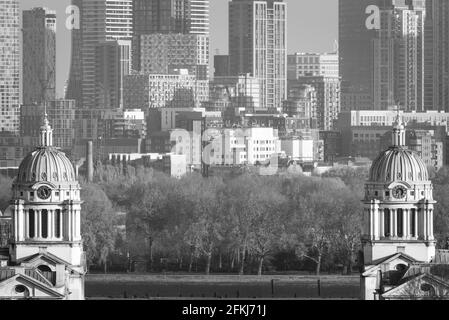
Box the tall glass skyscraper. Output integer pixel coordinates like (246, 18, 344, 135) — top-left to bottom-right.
(0, 0, 20, 134)
(425, 0, 449, 111)
(66, 0, 133, 110)
(338, 0, 378, 111)
(23, 7, 57, 106)
(229, 0, 287, 111)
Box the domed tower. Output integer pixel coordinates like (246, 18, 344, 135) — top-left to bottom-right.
(361, 115, 436, 299)
(363, 115, 436, 264)
(10, 114, 83, 266)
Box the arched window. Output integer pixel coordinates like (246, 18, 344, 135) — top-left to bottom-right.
(37, 265, 52, 273)
(55, 209, 61, 238)
(411, 209, 416, 237)
(397, 209, 403, 237)
(41, 210, 48, 239)
(384, 209, 391, 237)
(29, 210, 35, 239)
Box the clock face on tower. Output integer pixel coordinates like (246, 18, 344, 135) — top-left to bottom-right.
(37, 186, 52, 200)
(392, 186, 407, 199)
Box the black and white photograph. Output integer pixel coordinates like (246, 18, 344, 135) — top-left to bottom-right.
(1, 0, 449, 312)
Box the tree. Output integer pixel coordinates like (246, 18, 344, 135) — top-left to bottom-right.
(247, 182, 287, 276)
(81, 183, 116, 273)
(183, 177, 225, 275)
(0, 175, 12, 213)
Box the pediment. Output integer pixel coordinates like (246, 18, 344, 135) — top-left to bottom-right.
(0, 273, 64, 299)
(363, 253, 417, 277)
(382, 273, 449, 300)
(19, 252, 82, 276)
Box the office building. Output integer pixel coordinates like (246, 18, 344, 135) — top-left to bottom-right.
(22, 7, 56, 106)
(424, 0, 449, 111)
(0, 0, 20, 134)
(214, 55, 231, 77)
(339, 0, 378, 110)
(229, 0, 287, 111)
(373, 0, 426, 111)
(66, 0, 133, 110)
(211, 74, 261, 111)
(289, 76, 341, 131)
(95, 41, 121, 109)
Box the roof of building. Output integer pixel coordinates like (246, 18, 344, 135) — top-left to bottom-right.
(368, 146, 429, 183)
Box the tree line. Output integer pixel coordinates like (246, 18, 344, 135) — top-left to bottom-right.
(1, 164, 449, 276)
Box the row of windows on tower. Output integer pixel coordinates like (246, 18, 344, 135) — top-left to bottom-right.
(383, 208, 416, 238)
(28, 209, 61, 239)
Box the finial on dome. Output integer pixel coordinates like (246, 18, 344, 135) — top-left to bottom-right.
(40, 106, 53, 147)
(392, 105, 406, 147)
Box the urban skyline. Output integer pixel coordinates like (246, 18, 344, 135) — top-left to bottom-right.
(19, 0, 338, 97)
(3, 0, 449, 303)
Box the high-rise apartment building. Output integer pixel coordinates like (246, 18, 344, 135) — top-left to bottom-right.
(0, 0, 20, 134)
(132, 0, 210, 72)
(229, 0, 287, 111)
(424, 0, 449, 111)
(66, 0, 133, 110)
(373, 0, 426, 111)
(105, 0, 133, 40)
(23, 8, 56, 106)
(123, 69, 209, 110)
(137, 33, 209, 80)
(189, 0, 210, 35)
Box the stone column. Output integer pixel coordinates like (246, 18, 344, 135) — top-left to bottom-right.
(414, 210, 418, 239)
(392, 209, 397, 238)
(59, 211, 63, 240)
(68, 208, 72, 241)
(25, 210, 29, 239)
(47, 210, 52, 239)
(35, 210, 40, 239)
(430, 209, 434, 240)
(402, 209, 407, 239)
(379, 208, 384, 238)
(50, 210, 54, 239)
(423, 209, 428, 240)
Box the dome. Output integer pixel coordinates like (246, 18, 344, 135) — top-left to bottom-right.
(368, 146, 429, 183)
(17, 147, 76, 184)
(16, 112, 76, 184)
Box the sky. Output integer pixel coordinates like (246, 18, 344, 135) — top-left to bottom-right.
(20, 0, 338, 97)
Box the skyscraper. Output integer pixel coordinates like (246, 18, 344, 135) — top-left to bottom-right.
(132, 0, 210, 74)
(424, 0, 449, 111)
(66, 0, 133, 110)
(373, 0, 425, 111)
(137, 33, 209, 80)
(189, 0, 210, 35)
(229, 0, 287, 111)
(23, 7, 56, 106)
(339, 0, 378, 110)
(0, 0, 20, 134)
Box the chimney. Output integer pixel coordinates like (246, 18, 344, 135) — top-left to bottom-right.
(86, 141, 94, 183)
